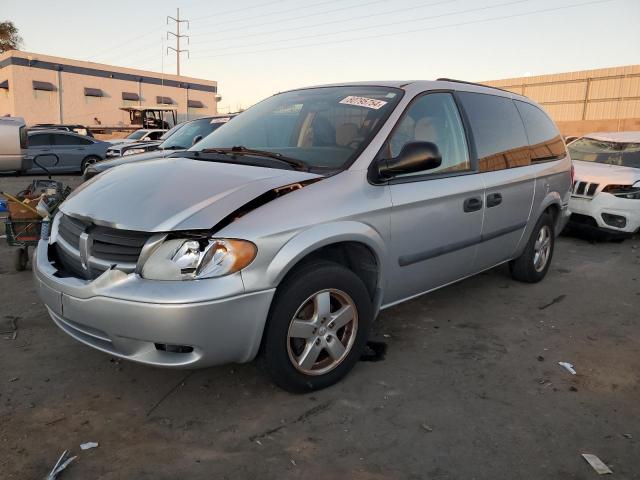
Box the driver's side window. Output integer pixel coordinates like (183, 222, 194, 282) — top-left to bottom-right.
(386, 92, 471, 176)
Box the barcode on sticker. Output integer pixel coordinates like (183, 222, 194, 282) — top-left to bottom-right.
(211, 117, 230, 124)
(340, 96, 387, 110)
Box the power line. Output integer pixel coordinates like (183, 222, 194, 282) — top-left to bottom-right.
(167, 8, 190, 75)
(192, 0, 532, 54)
(190, 0, 459, 46)
(90, 25, 165, 62)
(189, 0, 345, 32)
(190, 0, 614, 59)
(188, 0, 288, 23)
(189, 0, 388, 37)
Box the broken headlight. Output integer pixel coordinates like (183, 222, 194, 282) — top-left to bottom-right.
(602, 182, 640, 199)
(141, 237, 257, 280)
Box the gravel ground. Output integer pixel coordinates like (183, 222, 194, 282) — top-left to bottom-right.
(1, 173, 639, 479)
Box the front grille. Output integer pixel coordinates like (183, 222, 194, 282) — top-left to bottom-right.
(571, 180, 599, 198)
(54, 214, 152, 280)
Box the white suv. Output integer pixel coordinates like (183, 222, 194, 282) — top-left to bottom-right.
(567, 132, 640, 238)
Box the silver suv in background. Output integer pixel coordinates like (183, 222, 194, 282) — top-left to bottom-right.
(83, 114, 236, 180)
(35, 80, 571, 392)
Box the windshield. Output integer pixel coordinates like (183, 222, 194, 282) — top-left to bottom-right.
(161, 117, 226, 150)
(127, 130, 147, 140)
(159, 123, 184, 140)
(569, 138, 640, 169)
(192, 86, 403, 169)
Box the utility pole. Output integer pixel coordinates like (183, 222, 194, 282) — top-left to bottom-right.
(167, 8, 189, 76)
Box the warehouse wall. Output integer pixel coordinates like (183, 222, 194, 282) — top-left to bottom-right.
(484, 65, 640, 136)
(0, 51, 218, 128)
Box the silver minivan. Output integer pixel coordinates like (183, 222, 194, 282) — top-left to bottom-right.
(34, 80, 571, 391)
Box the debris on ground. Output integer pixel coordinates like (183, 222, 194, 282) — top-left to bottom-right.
(581, 453, 613, 474)
(558, 362, 577, 375)
(80, 442, 98, 450)
(45, 450, 77, 480)
(539, 294, 566, 310)
(420, 423, 433, 432)
(1, 316, 19, 340)
(537, 355, 545, 362)
(622, 433, 632, 439)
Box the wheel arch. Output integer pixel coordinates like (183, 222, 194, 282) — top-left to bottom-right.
(514, 192, 563, 259)
(265, 221, 387, 311)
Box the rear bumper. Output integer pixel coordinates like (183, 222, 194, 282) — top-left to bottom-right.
(34, 240, 275, 368)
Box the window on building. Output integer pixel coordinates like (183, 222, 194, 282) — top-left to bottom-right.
(515, 100, 566, 162)
(383, 92, 470, 177)
(122, 92, 139, 107)
(457, 92, 530, 172)
(157, 96, 174, 105)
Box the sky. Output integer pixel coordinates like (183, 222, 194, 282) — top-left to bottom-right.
(2, 0, 639, 112)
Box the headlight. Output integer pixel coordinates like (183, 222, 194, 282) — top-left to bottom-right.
(141, 237, 257, 280)
(602, 183, 640, 199)
(123, 148, 146, 156)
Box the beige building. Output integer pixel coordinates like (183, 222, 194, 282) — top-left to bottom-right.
(484, 65, 640, 136)
(0, 50, 219, 129)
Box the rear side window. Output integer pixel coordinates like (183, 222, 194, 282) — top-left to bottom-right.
(515, 101, 566, 162)
(457, 92, 530, 172)
(53, 134, 92, 146)
(28, 133, 50, 146)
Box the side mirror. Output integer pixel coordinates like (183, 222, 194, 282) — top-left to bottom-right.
(192, 135, 203, 146)
(373, 141, 442, 181)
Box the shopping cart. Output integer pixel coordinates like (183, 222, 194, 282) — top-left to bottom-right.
(2, 180, 69, 271)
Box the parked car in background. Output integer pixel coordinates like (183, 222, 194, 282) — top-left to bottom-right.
(31, 124, 94, 137)
(26, 130, 109, 174)
(567, 132, 640, 238)
(35, 81, 570, 391)
(105, 129, 175, 159)
(84, 114, 236, 179)
(107, 129, 166, 145)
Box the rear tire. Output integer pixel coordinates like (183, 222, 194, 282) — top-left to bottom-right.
(263, 260, 373, 393)
(81, 156, 100, 174)
(509, 213, 555, 283)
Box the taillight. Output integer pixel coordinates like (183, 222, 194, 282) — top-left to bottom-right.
(19, 126, 28, 149)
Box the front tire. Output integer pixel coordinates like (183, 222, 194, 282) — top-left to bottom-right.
(509, 213, 555, 283)
(263, 261, 373, 392)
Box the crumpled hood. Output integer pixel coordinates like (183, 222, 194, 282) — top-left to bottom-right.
(62, 156, 320, 232)
(573, 160, 640, 186)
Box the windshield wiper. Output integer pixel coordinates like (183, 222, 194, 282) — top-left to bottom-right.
(199, 146, 309, 171)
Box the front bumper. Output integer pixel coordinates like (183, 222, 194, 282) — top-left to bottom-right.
(568, 193, 640, 234)
(33, 240, 275, 368)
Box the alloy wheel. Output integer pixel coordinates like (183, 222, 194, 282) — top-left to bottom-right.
(286, 288, 358, 376)
(533, 225, 552, 272)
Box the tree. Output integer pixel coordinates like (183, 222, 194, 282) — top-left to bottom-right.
(0, 21, 23, 53)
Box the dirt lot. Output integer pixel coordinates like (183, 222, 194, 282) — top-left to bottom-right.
(1, 174, 639, 479)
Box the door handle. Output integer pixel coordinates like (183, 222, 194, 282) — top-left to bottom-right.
(463, 196, 483, 212)
(486, 192, 503, 208)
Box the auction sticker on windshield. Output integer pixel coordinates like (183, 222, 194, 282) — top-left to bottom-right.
(211, 117, 230, 124)
(340, 96, 388, 110)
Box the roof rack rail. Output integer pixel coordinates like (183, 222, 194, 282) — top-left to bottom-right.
(436, 78, 519, 95)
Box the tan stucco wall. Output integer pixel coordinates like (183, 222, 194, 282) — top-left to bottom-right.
(484, 65, 640, 136)
(0, 50, 218, 127)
